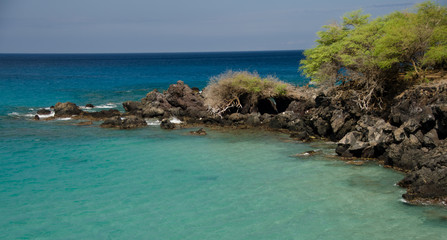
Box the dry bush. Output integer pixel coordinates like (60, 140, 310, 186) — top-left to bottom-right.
(203, 71, 297, 115)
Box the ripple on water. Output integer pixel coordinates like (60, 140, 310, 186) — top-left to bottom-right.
(1, 126, 447, 239)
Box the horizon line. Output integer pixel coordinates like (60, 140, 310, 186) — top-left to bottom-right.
(0, 49, 305, 55)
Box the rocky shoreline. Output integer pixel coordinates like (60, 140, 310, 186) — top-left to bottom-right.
(38, 79, 447, 206)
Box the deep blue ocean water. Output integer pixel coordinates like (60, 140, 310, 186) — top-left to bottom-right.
(1, 51, 447, 239)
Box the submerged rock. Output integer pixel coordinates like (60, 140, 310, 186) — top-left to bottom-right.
(293, 150, 321, 157)
(345, 160, 365, 166)
(77, 121, 93, 126)
(189, 128, 207, 136)
(290, 131, 311, 142)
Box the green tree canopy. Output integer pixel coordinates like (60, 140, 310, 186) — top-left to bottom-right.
(300, 1, 447, 111)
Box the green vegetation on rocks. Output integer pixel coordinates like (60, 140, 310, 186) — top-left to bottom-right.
(300, 1, 447, 111)
(203, 71, 296, 115)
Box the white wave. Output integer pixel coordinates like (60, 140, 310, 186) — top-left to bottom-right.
(38, 112, 55, 119)
(56, 117, 72, 121)
(170, 117, 182, 124)
(95, 103, 118, 109)
(8, 112, 20, 117)
(79, 103, 118, 111)
(9, 110, 55, 119)
(8, 112, 35, 118)
(146, 119, 161, 126)
(399, 198, 409, 204)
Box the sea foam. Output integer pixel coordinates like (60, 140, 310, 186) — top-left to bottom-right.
(146, 119, 161, 126)
(170, 117, 182, 124)
(8, 111, 55, 119)
(56, 117, 72, 121)
(95, 103, 118, 109)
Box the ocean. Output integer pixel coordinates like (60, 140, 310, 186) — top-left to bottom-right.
(1, 51, 446, 239)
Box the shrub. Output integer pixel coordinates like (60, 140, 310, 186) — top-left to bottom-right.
(203, 71, 296, 115)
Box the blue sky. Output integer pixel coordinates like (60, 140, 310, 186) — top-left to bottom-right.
(0, 0, 444, 53)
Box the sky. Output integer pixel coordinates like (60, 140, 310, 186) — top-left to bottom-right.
(0, 0, 445, 53)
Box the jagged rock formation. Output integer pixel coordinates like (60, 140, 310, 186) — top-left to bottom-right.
(123, 80, 209, 120)
(330, 80, 447, 204)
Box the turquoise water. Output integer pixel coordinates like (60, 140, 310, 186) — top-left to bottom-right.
(1, 51, 447, 239)
(0, 51, 306, 111)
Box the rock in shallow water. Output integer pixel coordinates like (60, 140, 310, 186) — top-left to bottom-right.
(37, 108, 51, 115)
(396, 141, 447, 204)
(100, 116, 147, 129)
(189, 128, 207, 136)
(293, 150, 321, 157)
(54, 102, 82, 117)
(290, 131, 311, 142)
(77, 121, 93, 126)
(83, 109, 121, 119)
(160, 119, 176, 129)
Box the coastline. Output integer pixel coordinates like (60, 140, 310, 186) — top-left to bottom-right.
(33, 78, 447, 206)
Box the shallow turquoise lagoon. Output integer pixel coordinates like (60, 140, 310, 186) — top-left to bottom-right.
(1, 119, 447, 239)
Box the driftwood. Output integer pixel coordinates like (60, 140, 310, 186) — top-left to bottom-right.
(210, 96, 243, 117)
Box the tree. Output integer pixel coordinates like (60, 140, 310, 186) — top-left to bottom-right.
(300, 1, 447, 112)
